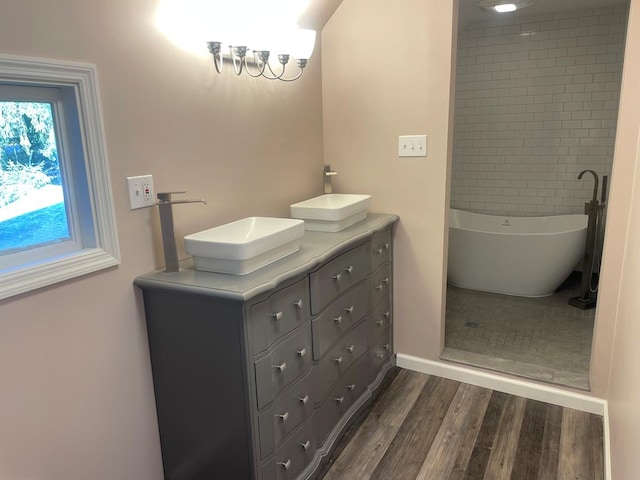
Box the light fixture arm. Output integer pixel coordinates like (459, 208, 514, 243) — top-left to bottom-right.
(207, 41, 223, 73)
(231, 46, 247, 75)
(260, 56, 307, 82)
(243, 51, 269, 78)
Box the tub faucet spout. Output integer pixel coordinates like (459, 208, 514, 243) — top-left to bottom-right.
(577, 169, 599, 203)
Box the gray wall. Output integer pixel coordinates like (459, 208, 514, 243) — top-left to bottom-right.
(451, 5, 627, 216)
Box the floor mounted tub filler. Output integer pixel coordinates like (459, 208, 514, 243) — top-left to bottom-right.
(448, 209, 588, 297)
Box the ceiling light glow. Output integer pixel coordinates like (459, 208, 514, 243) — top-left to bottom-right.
(494, 3, 517, 12)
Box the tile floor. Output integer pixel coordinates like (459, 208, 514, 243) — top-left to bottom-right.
(442, 274, 595, 390)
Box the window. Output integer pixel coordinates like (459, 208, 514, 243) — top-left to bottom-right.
(0, 55, 120, 300)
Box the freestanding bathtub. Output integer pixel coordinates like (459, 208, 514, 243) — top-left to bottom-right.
(447, 209, 588, 297)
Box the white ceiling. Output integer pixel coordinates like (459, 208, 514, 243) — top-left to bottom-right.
(459, 0, 629, 28)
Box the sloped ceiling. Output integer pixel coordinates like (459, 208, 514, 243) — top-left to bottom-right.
(298, 0, 344, 31)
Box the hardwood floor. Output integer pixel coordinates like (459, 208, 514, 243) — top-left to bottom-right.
(320, 369, 604, 480)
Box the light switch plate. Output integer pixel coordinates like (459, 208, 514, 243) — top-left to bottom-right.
(127, 175, 155, 209)
(398, 135, 428, 157)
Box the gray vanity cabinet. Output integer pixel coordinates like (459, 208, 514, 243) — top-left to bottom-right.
(134, 213, 398, 480)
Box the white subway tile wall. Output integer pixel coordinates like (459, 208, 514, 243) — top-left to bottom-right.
(451, 6, 628, 216)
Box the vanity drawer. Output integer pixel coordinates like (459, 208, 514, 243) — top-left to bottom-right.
(311, 280, 370, 360)
(309, 243, 370, 315)
(371, 263, 392, 306)
(369, 330, 392, 383)
(261, 416, 316, 480)
(370, 228, 392, 271)
(369, 296, 391, 347)
(258, 369, 314, 460)
(315, 353, 370, 447)
(250, 277, 310, 355)
(255, 326, 312, 409)
(313, 319, 369, 405)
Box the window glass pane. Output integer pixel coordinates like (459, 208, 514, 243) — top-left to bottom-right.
(0, 101, 70, 253)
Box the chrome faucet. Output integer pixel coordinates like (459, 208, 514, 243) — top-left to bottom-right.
(157, 191, 206, 273)
(323, 164, 337, 194)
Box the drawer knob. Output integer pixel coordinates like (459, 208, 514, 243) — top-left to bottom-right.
(345, 345, 354, 353)
(294, 299, 304, 310)
(298, 395, 309, 405)
(375, 319, 384, 326)
(384, 242, 390, 250)
(375, 353, 384, 360)
(276, 411, 289, 423)
(300, 440, 311, 451)
(333, 315, 343, 324)
(274, 362, 287, 373)
(277, 459, 292, 471)
(347, 384, 356, 391)
(383, 277, 390, 284)
(344, 265, 353, 274)
(374, 247, 383, 255)
(345, 306, 354, 315)
(383, 344, 390, 350)
(333, 356, 343, 365)
(334, 396, 345, 404)
(333, 273, 342, 281)
(296, 348, 307, 358)
(375, 284, 383, 291)
(272, 311, 283, 321)
(383, 311, 390, 319)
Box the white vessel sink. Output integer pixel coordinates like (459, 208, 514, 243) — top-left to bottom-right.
(290, 194, 371, 232)
(184, 217, 305, 275)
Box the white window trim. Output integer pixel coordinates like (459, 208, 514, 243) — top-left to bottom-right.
(0, 54, 120, 300)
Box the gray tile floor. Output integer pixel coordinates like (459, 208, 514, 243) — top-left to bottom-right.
(442, 275, 595, 390)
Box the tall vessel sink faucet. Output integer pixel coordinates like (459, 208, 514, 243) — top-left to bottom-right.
(157, 191, 206, 273)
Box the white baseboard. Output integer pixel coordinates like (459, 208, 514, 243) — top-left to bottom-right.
(603, 402, 612, 480)
(396, 353, 606, 415)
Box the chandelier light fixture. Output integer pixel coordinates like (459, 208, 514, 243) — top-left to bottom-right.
(206, 28, 316, 82)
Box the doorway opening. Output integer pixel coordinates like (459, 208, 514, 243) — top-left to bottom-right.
(443, 0, 630, 390)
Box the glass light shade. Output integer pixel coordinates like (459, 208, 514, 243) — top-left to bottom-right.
(290, 28, 316, 59)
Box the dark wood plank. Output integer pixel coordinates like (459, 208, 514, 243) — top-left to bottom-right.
(463, 391, 508, 480)
(415, 384, 493, 480)
(369, 376, 460, 480)
(511, 399, 548, 479)
(323, 370, 429, 479)
(483, 394, 527, 479)
(449, 387, 495, 480)
(559, 408, 602, 480)
(537, 403, 563, 480)
(589, 413, 605, 480)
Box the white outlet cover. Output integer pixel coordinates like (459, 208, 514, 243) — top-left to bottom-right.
(398, 135, 428, 157)
(127, 175, 155, 209)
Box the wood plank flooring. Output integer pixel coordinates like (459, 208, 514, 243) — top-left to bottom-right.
(321, 369, 604, 480)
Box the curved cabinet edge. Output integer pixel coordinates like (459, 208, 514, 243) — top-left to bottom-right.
(296, 357, 397, 480)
